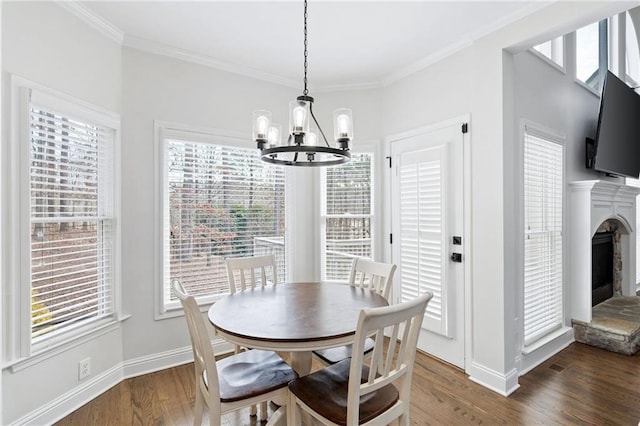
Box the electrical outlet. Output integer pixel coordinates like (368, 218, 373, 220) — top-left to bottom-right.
(78, 358, 91, 380)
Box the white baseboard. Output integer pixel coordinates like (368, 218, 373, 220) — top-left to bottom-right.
(11, 338, 234, 426)
(9, 363, 123, 426)
(468, 362, 520, 396)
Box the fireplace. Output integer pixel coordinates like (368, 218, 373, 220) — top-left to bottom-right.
(569, 180, 640, 323)
(592, 231, 614, 306)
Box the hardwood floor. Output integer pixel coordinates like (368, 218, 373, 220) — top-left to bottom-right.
(55, 342, 640, 425)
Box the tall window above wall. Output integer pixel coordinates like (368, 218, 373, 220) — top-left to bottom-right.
(625, 8, 640, 86)
(576, 20, 608, 92)
(523, 123, 565, 348)
(158, 127, 286, 313)
(321, 152, 374, 282)
(533, 36, 564, 69)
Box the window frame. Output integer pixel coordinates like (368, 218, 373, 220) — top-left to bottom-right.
(530, 36, 566, 73)
(319, 142, 378, 283)
(520, 119, 567, 351)
(6, 75, 122, 364)
(154, 121, 287, 318)
(574, 19, 609, 96)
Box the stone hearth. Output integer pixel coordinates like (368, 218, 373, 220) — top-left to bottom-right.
(572, 296, 640, 355)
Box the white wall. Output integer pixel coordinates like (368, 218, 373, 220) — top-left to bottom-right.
(1, 2, 122, 424)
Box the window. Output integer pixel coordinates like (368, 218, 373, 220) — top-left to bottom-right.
(625, 8, 640, 85)
(576, 20, 608, 92)
(533, 36, 564, 68)
(26, 89, 118, 348)
(321, 153, 373, 282)
(523, 124, 564, 347)
(159, 128, 286, 311)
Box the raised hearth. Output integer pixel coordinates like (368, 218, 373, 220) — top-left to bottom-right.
(572, 296, 640, 355)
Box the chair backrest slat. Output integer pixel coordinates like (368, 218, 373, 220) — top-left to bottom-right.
(225, 254, 278, 293)
(348, 258, 397, 299)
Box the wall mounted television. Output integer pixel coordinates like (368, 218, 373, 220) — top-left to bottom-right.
(586, 70, 640, 179)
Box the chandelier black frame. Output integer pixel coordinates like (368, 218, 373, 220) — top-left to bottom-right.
(252, 0, 352, 167)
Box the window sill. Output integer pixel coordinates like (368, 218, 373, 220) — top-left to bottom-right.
(522, 325, 573, 355)
(527, 49, 566, 75)
(574, 78, 601, 98)
(4, 314, 131, 373)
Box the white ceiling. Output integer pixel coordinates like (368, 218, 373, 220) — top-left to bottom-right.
(77, 1, 548, 90)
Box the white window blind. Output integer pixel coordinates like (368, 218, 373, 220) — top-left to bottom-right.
(163, 139, 286, 308)
(523, 128, 564, 346)
(321, 153, 373, 281)
(29, 105, 115, 343)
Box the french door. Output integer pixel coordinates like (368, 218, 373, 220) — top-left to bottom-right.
(390, 120, 466, 368)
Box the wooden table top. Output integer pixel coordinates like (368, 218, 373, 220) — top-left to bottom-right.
(208, 282, 388, 344)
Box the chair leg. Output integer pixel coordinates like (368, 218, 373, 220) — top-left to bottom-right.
(260, 401, 268, 421)
(287, 392, 299, 426)
(250, 404, 257, 416)
(193, 388, 204, 426)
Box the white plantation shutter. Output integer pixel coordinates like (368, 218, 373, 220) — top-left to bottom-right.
(523, 127, 564, 346)
(398, 147, 445, 332)
(163, 139, 286, 308)
(29, 105, 115, 343)
(321, 153, 373, 281)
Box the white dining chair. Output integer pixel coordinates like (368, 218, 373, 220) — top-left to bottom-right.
(225, 254, 278, 293)
(171, 279, 297, 426)
(313, 258, 397, 366)
(288, 292, 433, 425)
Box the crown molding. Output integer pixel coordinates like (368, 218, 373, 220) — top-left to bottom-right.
(382, 38, 473, 87)
(382, 2, 551, 87)
(123, 35, 301, 89)
(55, 1, 124, 44)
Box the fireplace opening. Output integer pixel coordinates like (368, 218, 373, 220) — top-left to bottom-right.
(592, 231, 614, 306)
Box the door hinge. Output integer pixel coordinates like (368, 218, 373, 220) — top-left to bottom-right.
(386, 156, 392, 168)
(461, 123, 468, 134)
(390, 233, 393, 244)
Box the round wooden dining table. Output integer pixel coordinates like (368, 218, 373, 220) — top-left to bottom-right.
(208, 281, 388, 375)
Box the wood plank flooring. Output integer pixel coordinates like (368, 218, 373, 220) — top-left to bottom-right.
(55, 342, 640, 425)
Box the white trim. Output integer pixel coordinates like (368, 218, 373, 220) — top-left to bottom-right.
(125, 35, 300, 89)
(8, 362, 124, 426)
(468, 362, 520, 397)
(383, 39, 473, 87)
(6, 316, 129, 372)
(7, 338, 233, 426)
(574, 78, 602, 98)
(527, 48, 567, 75)
(55, 1, 124, 44)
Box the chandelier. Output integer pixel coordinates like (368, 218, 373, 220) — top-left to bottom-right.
(252, 0, 352, 167)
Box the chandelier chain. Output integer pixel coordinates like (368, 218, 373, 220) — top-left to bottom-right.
(303, 0, 308, 95)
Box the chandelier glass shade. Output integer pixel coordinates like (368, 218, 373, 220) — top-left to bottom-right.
(252, 0, 353, 167)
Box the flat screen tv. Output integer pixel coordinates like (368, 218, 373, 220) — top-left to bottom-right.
(586, 70, 640, 179)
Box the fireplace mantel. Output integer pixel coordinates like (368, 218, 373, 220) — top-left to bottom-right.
(569, 180, 640, 322)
